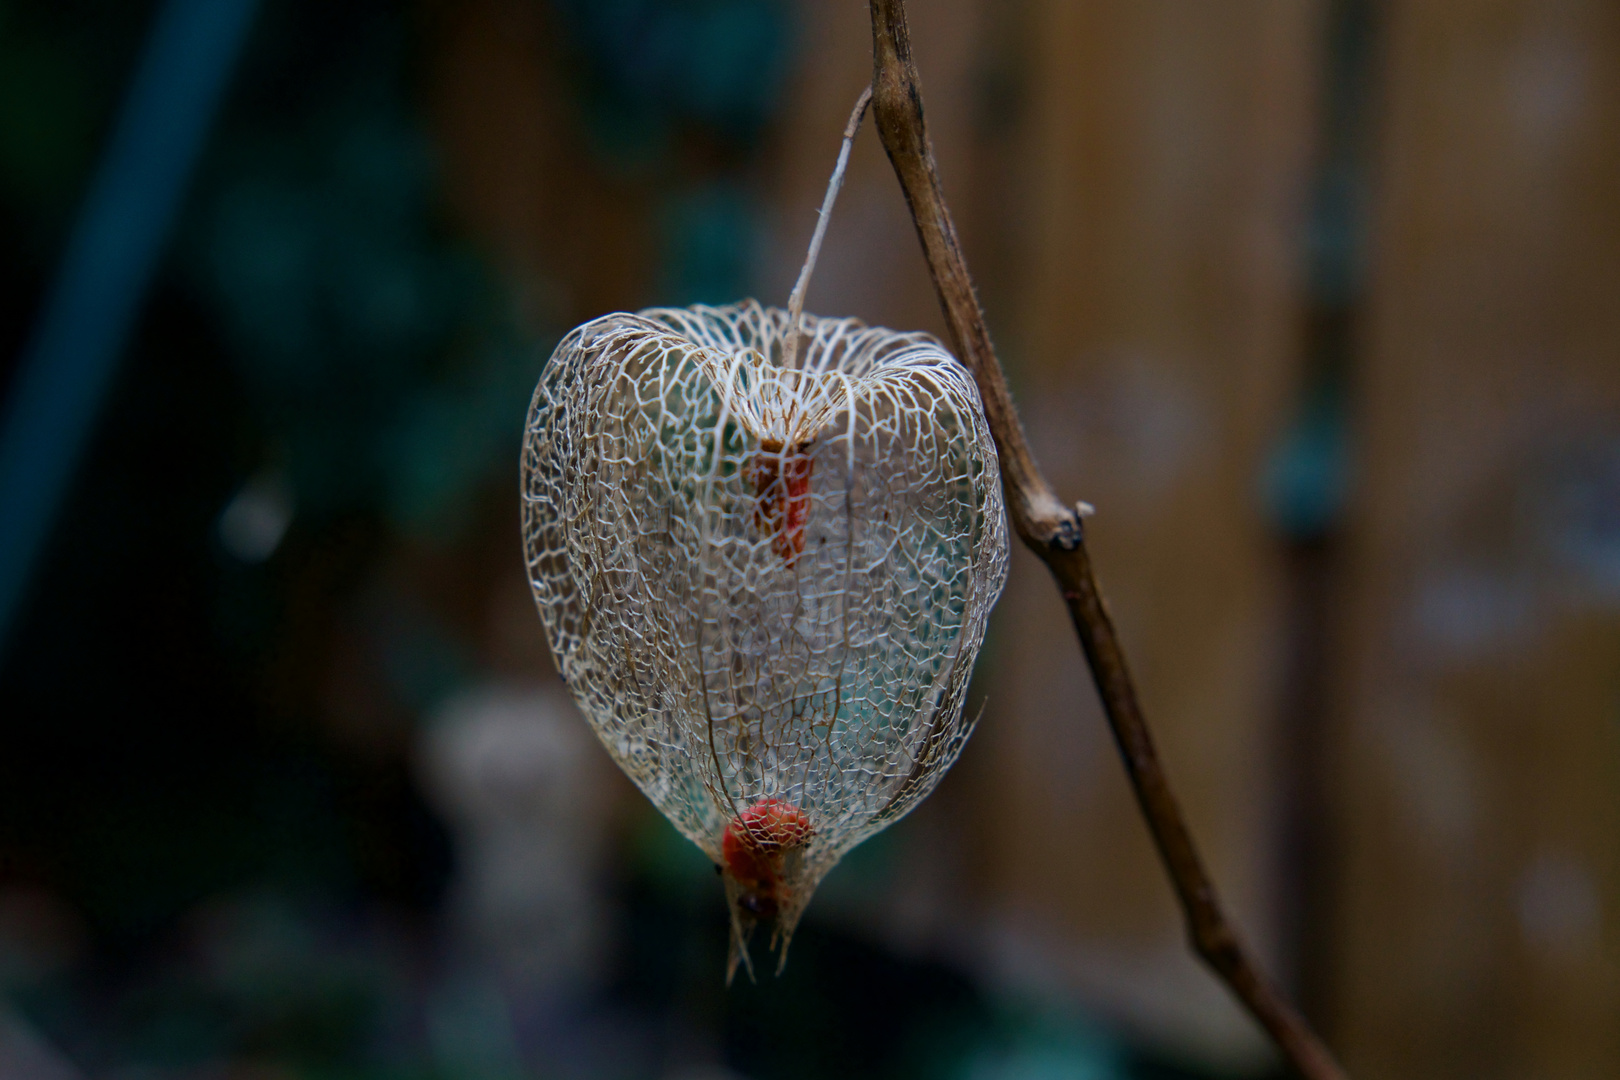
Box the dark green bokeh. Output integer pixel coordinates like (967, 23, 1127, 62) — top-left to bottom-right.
(0, 1, 1269, 1076)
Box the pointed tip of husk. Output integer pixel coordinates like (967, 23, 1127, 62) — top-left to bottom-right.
(720, 866, 815, 983)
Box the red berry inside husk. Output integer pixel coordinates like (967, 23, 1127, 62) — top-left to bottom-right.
(750, 442, 814, 564)
(721, 798, 814, 916)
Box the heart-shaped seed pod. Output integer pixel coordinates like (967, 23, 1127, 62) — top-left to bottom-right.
(522, 299, 1008, 980)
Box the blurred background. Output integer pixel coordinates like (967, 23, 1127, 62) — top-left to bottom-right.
(1, 0, 1617, 1077)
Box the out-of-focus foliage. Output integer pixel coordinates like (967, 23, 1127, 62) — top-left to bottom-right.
(657, 183, 761, 307)
(549, 0, 790, 310)
(196, 56, 536, 541)
(552, 0, 792, 157)
(0, 0, 151, 245)
(0, 1, 1253, 1078)
(0, 18, 96, 224)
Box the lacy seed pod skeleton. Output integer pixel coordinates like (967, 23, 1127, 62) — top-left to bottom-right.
(522, 302, 1007, 978)
(521, 91, 1008, 979)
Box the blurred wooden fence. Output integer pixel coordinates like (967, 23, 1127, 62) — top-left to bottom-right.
(426, 0, 1620, 1075)
(1333, 1, 1620, 1076)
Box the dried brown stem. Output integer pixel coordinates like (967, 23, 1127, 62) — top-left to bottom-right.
(866, 3, 1347, 1078)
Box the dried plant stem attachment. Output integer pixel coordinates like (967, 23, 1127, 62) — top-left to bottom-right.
(866, 2, 1347, 1078)
(783, 86, 874, 371)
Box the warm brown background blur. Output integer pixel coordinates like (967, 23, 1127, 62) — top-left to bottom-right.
(4, 0, 1618, 1077)
(423, 1, 1620, 1076)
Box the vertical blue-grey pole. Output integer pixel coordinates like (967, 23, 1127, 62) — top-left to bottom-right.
(0, 0, 260, 651)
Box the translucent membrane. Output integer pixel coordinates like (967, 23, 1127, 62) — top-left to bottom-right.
(522, 300, 1008, 979)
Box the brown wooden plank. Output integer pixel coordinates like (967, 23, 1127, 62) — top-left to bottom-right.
(1333, 0, 1620, 1075)
(958, 0, 1323, 1065)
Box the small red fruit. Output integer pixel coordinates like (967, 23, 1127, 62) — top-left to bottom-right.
(750, 442, 814, 564)
(721, 798, 814, 917)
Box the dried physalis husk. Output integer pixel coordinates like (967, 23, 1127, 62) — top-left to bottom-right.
(522, 300, 1008, 980)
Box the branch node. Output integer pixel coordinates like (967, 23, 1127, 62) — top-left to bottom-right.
(867, 1, 1347, 1077)
(1049, 512, 1085, 553)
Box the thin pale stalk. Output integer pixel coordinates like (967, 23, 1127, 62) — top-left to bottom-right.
(783, 86, 873, 372)
(864, 3, 1348, 1078)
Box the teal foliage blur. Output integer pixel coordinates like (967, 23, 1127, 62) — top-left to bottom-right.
(194, 59, 539, 542)
(658, 182, 761, 306)
(552, 0, 793, 159)
(552, 0, 793, 309)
